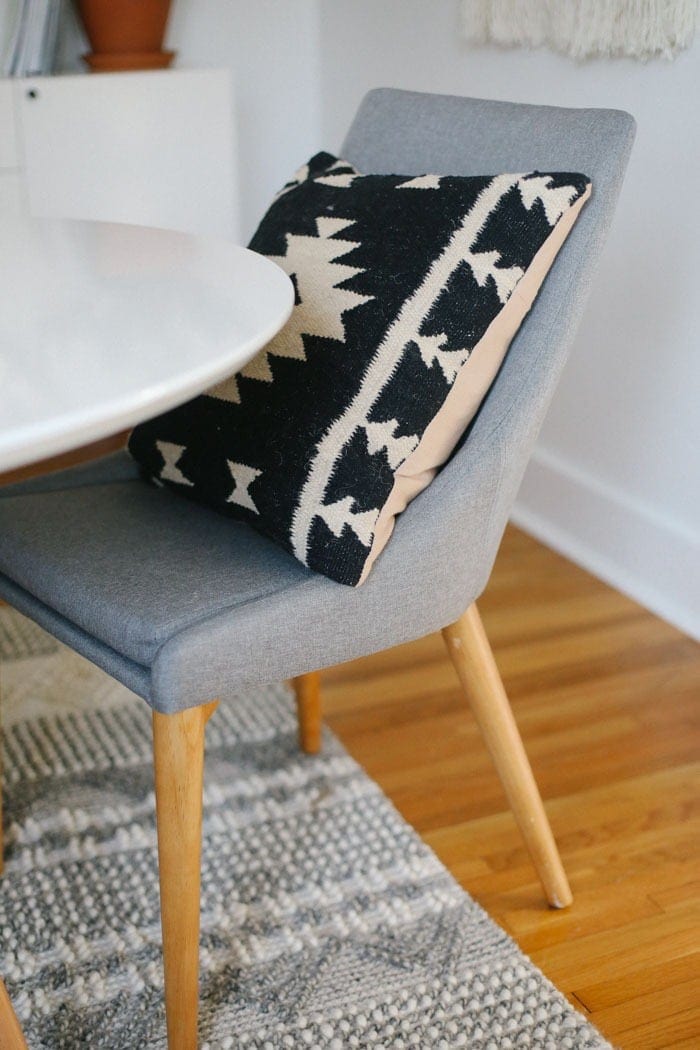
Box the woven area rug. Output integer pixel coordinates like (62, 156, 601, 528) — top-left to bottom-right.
(0, 609, 611, 1049)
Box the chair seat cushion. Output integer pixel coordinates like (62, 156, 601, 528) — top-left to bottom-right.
(0, 454, 488, 713)
(128, 152, 590, 587)
(0, 477, 310, 667)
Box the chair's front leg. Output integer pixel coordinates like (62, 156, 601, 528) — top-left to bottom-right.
(0, 682, 4, 877)
(0, 978, 28, 1049)
(153, 700, 218, 1050)
(443, 604, 572, 909)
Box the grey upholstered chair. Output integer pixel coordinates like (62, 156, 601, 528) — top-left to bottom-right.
(0, 89, 635, 1049)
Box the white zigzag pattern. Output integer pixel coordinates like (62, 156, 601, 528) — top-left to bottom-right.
(318, 496, 378, 548)
(414, 333, 472, 383)
(207, 171, 582, 564)
(297, 180, 535, 549)
(315, 172, 360, 188)
(518, 174, 581, 225)
(364, 419, 419, 470)
(396, 174, 442, 190)
(467, 248, 523, 303)
(209, 216, 372, 404)
(291, 173, 527, 560)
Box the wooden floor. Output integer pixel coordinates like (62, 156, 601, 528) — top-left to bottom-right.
(321, 526, 700, 1050)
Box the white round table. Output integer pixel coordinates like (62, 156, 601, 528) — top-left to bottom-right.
(0, 216, 294, 473)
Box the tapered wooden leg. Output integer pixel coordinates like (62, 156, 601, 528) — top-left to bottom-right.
(442, 604, 573, 908)
(152, 700, 218, 1050)
(292, 672, 322, 754)
(0, 676, 4, 877)
(0, 978, 28, 1050)
(0, 701, 3, 881)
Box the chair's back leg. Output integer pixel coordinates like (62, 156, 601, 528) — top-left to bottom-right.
(443, 604, 573, 908)
(292, 672, 322, 754)
(152, 700, 218, 1050)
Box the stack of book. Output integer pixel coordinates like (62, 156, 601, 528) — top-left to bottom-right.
(3, 0, 61, 77)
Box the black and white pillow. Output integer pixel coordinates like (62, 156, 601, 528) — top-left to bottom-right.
(129, 152, 591, 586)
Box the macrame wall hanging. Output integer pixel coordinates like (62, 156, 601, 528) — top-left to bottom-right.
(461, 0, 699, 60)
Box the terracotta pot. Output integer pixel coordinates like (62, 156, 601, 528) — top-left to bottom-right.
(77, 0, 175, 72)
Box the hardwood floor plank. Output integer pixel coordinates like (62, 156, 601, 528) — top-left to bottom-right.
(503, 890, 663, 952)
(608, 1006, 700, 1050)
(650, 880, 700, 913)
(590, 976, 700, 1036)
(519, 905, 698, 1014)
(575, 953, 700, 1012)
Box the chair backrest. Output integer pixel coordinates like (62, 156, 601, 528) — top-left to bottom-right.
(341, 89, 635, 626)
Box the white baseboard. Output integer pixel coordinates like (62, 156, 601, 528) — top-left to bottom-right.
(511, 448, 700, 641)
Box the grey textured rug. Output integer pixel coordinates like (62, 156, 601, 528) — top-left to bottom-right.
(0, 609, 610, 1049)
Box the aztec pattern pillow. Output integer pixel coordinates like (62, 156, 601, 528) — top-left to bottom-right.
(129, 153, 591, 586)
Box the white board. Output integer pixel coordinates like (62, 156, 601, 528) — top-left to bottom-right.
(15, 68, 239, 241)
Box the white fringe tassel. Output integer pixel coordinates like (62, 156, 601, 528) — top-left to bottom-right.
(461, 0, 699, 60)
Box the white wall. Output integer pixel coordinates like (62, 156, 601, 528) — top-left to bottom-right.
(51, 0, 322, 241)
(166, 0, 321, 240)
(318, 0, 700, 639)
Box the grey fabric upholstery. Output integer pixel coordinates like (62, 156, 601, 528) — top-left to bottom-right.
(0, 90, 635, 713)
(0, 474, 311, 666)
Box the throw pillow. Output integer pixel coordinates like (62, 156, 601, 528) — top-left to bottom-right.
(128, 152, 591, 585)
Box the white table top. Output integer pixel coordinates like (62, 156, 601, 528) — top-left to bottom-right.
(0, 216, 294, 472)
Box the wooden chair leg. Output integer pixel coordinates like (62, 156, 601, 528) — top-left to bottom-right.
(442, 604, 573, 908)
(292, 672, 322, 754)
(0, 684, 4, 877)
(0, 978, 28, 1050)
(152, 700, 218, 1050)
